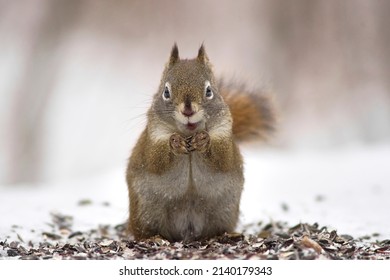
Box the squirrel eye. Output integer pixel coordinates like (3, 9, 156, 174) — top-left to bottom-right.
(162, 85, 171, 100)
(205, 85, 213, 99)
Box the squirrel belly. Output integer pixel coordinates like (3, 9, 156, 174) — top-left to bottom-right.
(126, 44, 274, 242)
(127, 128, 243, 241)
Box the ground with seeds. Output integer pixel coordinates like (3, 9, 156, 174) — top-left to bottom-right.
(1, 147, 390, 260)
(1, 212, 389, 260)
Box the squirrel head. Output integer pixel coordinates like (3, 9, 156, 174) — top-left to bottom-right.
(150, 44, 231, 136)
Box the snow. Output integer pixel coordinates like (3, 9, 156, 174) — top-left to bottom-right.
(0, 169, 129, 242)
(1, 144, 390, 243)
(241, 144, 390, 238)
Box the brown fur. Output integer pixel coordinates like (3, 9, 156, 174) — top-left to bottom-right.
(126, 44, 274, 242)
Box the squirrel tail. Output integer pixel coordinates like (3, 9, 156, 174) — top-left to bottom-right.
(219, 80, 276, 143)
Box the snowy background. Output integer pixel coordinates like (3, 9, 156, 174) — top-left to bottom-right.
(1, 0, 390, 243)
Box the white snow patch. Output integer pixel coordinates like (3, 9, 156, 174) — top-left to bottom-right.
(240, 144, 390, 238)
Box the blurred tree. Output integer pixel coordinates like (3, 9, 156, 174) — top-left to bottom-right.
(1, 0, 390, 184)
(8, 0, 83, 184)
(257, 0, 390, 146)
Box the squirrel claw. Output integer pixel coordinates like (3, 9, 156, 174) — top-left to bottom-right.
(185, 136, 195, 152)
(190, 131, 210, 153)
(170, 133, 189, 155)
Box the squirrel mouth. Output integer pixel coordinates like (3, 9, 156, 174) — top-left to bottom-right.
(186, 122, 198, 131)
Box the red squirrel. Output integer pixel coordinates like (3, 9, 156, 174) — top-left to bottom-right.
(126, 44, 275, 242)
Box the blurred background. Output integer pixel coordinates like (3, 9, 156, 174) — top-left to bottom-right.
(1, 0, 390, 185)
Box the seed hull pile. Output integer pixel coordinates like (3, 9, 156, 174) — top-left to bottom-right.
(1, 213, 389, 260)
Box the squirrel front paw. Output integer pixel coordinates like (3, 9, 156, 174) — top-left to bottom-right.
(188, 131, 210, 153)
(170, 133, 189, 155)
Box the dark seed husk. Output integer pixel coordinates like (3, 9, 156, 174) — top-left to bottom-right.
(7, 249, 19, 257)
(42, 232, 62, 240)
(1, 213, 389, 260)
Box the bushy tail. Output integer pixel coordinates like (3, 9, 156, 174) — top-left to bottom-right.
(219, 80, 276, 143)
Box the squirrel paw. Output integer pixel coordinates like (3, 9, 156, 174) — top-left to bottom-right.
(189, 131, 210, 153)
(170, 133, 189, 155)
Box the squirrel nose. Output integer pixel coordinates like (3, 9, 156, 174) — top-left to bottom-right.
(182, 104, 195, 117)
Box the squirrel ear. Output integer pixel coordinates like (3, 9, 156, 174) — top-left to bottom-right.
(168, 43, 180, 67)
(197, 44, 209, 64)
